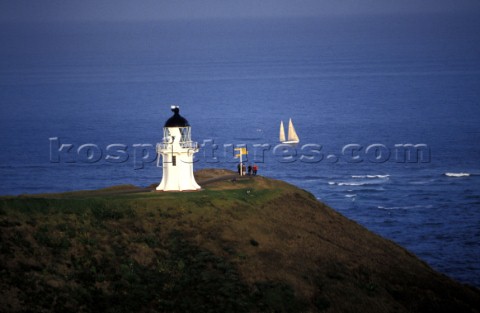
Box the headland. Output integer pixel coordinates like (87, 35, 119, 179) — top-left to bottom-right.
(0, 169, 478, 312)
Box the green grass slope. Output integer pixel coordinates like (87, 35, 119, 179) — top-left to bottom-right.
(0, 169, 479, 312)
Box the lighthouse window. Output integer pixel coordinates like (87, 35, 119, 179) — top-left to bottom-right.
(172, 156, 176, 166)
(180, 128, 186, 142)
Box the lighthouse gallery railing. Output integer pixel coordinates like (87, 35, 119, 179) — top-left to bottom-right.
(157, 141, 198, 151)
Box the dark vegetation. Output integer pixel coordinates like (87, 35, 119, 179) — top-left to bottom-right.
(0, 169, 479, 312)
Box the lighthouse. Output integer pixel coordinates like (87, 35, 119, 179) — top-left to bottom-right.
(156, 106, 201, 191)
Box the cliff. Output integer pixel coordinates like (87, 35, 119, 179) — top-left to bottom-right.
(0, 169, 478, 312)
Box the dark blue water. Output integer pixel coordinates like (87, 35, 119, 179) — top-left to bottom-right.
(1, 14, 479, 287)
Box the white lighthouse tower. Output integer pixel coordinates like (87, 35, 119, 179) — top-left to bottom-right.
(156, 106, 201, 191)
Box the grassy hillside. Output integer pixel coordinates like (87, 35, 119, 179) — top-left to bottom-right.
(0, 169, 479, 312)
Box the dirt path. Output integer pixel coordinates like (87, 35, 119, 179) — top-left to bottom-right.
(55, 172, 253, 198)
(196, 174, 239, 186)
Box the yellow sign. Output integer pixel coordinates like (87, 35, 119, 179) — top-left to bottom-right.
(234, 147, 247, 157)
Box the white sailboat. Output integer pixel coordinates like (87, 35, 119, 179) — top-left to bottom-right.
(279, 118, 299, 144)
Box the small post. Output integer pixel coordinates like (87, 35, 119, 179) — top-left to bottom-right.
(234, 147, 247, 176)
(240, 153, 243, 176)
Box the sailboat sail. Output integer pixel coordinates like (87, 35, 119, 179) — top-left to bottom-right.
(279, 120, 286, 142)
(279, 118, 299, 143)
(287, 118, 299, 142)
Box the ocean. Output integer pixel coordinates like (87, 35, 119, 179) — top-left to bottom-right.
(1, 14, 479, 287)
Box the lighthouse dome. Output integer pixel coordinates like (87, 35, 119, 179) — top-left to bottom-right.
(164, 106, 190, 127)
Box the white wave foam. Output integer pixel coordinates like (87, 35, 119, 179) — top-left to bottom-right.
(378, 204, 433, 210)
(352, 174, 390, 179)
(329, 174, 390, 187)
(338, 182, 368, 186)
(370, 174, 390, 178)
(330, 180, 388, 186)
(444, 172, 470, 177)
(345, 194, 356, 198)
